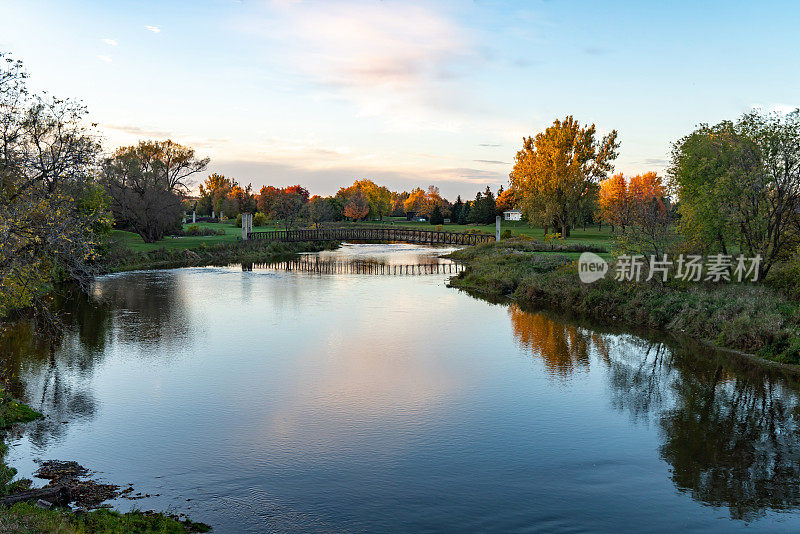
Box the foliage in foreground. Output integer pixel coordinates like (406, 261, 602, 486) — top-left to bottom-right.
(0, 503, 209, 534)
(449, 241, 800, 364)
(0, 53, 111, 318)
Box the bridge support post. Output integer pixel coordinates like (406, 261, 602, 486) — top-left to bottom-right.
(242, 213, 253, 240)
(496, 215, 501, 241)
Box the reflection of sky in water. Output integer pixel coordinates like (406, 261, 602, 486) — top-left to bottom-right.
(2, 245, 800, 532)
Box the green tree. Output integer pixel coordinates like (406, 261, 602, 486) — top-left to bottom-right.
(1, 53, 109, 316)
(429, 205, 444, 225)
(101, 140, 208, 242)
(511, 116, 619, 237)
(670, 110, 800, 277)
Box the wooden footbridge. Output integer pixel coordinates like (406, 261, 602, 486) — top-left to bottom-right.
(246, 226, 495, 245)
(243, 258, 465, 276)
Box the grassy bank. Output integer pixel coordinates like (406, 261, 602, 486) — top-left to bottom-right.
(448, 241, 800, 364)
(0, 392, 208, 532)
(100, 239, 340, 273)
(110, 221, 282, 252)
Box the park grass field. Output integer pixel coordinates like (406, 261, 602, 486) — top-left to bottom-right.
(110, 221, 280, 252)
(354, 217, 614, 247)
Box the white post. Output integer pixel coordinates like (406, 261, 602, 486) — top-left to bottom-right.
(496, 215, 501, 241)
(212, 210, 215, 220)
(242, 213, 252, 240)
(192, 211, 196, 223)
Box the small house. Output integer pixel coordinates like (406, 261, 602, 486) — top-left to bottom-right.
(503, 209, 522, 221)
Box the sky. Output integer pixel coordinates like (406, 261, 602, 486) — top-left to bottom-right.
(2, 0, 798, 198)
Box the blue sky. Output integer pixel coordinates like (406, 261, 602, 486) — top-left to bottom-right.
(2, 0, 798, 198)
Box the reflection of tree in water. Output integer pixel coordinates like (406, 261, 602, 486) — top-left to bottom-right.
(1, 272, 190, 448)
(657, 350, 800, 521)
(0, 288, 110, 447)
(92, 271, 190, 346)
(507, 305, 800, 520)
(508, 305, 607, 378)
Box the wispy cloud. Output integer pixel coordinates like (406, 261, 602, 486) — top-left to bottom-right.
(96, 55, 112, 63)
(103, 124, 171, 137)
(478, 143, 502, 147)
(145, 25, 161, 33)
(474, 159, 509, 165)
(241, 2, 480, 131)
(102, 38, 118, 46)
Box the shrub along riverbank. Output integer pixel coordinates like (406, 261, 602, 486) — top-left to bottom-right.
(99, 239, 340, 273)
(448, 241, 800, 364)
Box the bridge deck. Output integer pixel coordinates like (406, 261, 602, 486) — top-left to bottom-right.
(248, 227, 495, 245)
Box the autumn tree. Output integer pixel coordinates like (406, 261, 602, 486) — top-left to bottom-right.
(257, 185, 280, 214)
(403, 187, 426, 216)
(271, 189, 303, 229)
(511, 116, 619, 237)
(598, 173, 630, 230)
(391, 191, 409, 216)
(197, 173, 229, 215)
(307, 195, 337, 228)
(101, 140, 208, 242)
(343, 189, 369, 220)
(495, 186, 516, 214)
(284, 184, 310, 203)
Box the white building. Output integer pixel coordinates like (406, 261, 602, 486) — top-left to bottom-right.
(503, 209, 522, 221)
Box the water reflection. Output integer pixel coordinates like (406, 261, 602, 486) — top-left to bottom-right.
(508, 304, 800, 520)
(508, 305, 605, 378)
(0, 289, 109, 447)
(2, 249, 800, 529)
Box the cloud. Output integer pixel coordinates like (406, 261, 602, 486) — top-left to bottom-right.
(96, 55, 112, 63)
(145, 25, 161, 33)
(241, 1, 480, 130)
(641, 158, 669, 166)
(478, 143, 502, 147)
(102, 38, 118, 46)
(473, 159, 509, 165)
(103, 124, 171, 137)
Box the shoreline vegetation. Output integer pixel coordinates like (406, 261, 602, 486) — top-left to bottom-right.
(447, 240, 800, 365)
(100, 237, 341, 273)
(0, 393, 210, 533)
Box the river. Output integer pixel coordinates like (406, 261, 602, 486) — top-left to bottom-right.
(3, 243, 800, 532)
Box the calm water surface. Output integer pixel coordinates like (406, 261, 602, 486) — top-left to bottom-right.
(3, 243, 800, 532)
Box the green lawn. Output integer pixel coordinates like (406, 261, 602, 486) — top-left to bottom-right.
(111, 222, 279, 252)
(353, 218, 613, 246)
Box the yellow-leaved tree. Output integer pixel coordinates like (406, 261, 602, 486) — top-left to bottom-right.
(510, 116, 619, 237)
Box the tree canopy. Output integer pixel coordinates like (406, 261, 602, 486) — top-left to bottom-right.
(511, 116, 619, 237)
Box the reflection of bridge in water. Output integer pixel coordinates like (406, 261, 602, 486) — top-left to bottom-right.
(242, 258, 465, 276)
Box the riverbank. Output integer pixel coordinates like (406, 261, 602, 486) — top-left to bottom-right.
(0, 392, 209, 532)
(447, 241, 800, 364)
(99, 239, 340, 273)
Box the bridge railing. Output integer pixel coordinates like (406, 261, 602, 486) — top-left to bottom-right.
(247, 226, 495, 245)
